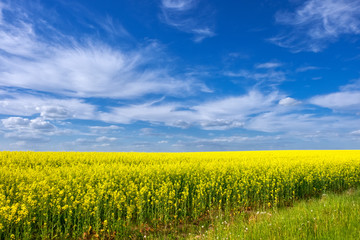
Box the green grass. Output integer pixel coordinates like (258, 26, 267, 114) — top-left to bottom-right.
(147, 189, 360, 239)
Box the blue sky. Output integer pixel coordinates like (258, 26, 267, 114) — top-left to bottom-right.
(1, 0, 360, 151)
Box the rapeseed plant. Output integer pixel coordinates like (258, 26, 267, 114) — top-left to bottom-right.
(0, 151, 359, 239)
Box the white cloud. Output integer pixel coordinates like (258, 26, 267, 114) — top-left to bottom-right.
(4, 131, 50, 142)
(169, 134, 292, 151)
(193, 91, 279, 118)
(350, 130, 360, 135)
(0, 4, 207, 100)
(194, 135, 280, 144)
(310, 91, 360, 111)
(29, 118, 56, 131)
(2, 117, 55, 131)
(199, 119, 244, 130)
(100, 102, 193, 125)
(0, 42, 202, 99)
(99, 15, 132, 39)
(93, 143, 110, 148)
(162, 0, 195, 10)
(0, 93, 96, 120)
(225, 69, 286, 83)
(246, 109, 360, 138)
(73, 138, 93, 145)
(89, 125, 122, 133)
(160, 0, 215, 42)
(73, 136, 116, 148)
(247, 112, 315, 133)
(4, 90, 277, 132)
(0, 1, 5, 24)
(271, 0, 360, 52)
(279, 97, 301, 106)
(192, 27, 215, 42)
(139, 128, 164, 136)
(1, 116, 56, 142)
(296, 66, 320, 72)
(2, 117, 30, 128)
(38, 106, 73, 119)
(340, 79, 360, 91)
(96, 136, 117, 142)
(255, 62, 282, 69)
(99, 90, 281, 130)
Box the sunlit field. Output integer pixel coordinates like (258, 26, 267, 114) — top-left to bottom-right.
(1, 151, 360, 239)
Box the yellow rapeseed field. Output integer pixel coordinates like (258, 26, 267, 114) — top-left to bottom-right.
(0, 150, 360, 239)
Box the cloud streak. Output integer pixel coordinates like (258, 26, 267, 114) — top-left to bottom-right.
(160, 0, 215, 42)
(0, 2, 207, 99)
(99, 90, 283, 130)
(310, 91, 360, 111)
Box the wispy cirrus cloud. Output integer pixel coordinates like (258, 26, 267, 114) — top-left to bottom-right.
(255, 62, 282, 69)
(0, 1, 5, 24)
(225, 69, 287, 85)
(160, 0, 215, 42)
(295, 66, 321, 72)
(271, 0, 360, 52)
(224, 60, 288, 86)
(72, 136, 117, 149)
(99, 90, 283, 130)
(0, 1, 208, 100)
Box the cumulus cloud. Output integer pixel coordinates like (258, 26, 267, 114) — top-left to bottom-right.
(0, 92, 96, 120)
(271, 0, 360, 52)
(29, 118, 56, 131)
(38, 106, 73, 119)
(2, 117, 30, 128)
(2, 117, 55, 131)
(160, 0, 215, 42)
(278, 97, 301, 106)
(1, 116, 56, 142)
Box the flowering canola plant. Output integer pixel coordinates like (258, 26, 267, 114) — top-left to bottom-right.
(0, 150, 360, 239)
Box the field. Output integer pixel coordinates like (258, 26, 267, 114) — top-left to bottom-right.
(0, 150, 360, 239)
